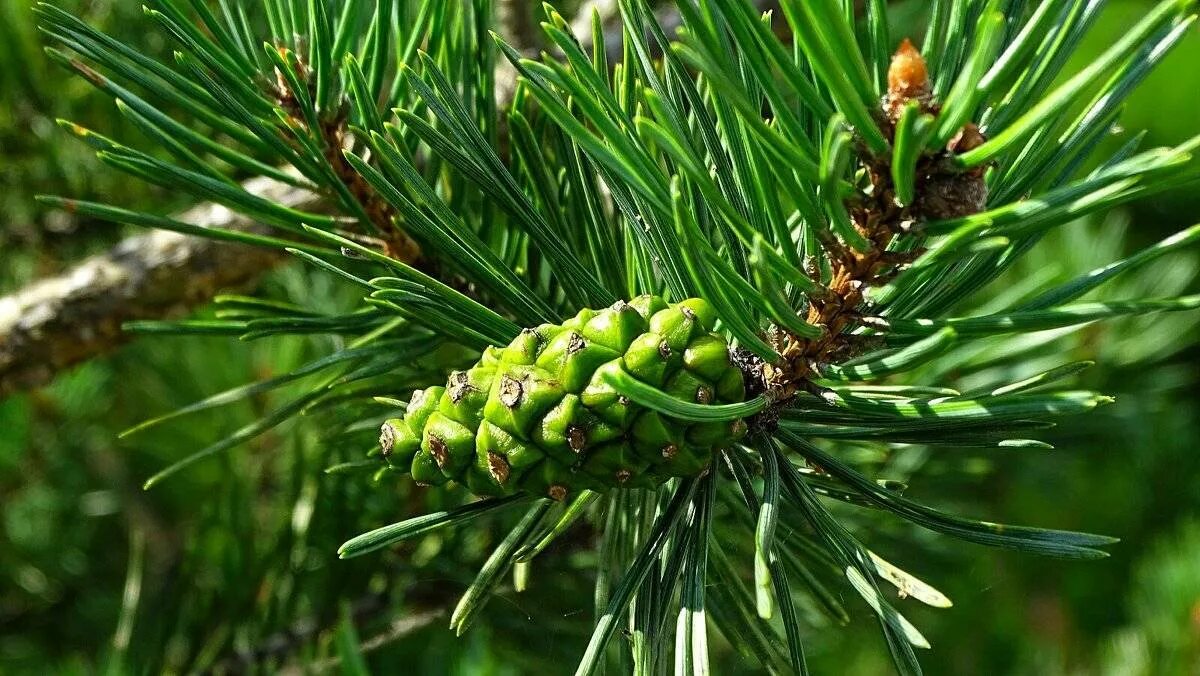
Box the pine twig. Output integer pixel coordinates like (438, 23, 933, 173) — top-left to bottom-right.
(0, 9, 593, 397)
(282, 607, 447, 675)
(206, 593, 446, 675)
(0, 0, 787, 398)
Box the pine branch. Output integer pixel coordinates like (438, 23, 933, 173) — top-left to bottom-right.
(0, 0, 791, 398)
(0, 175, 302, 396)
(297, 607, 446, 674)
(213, 595, 446, 674)
(1, 1, 618, 396)
(17, 1, 1200, 670)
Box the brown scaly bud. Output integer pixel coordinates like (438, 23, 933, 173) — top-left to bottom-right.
(920, 171, 989, 220)
(921, 122, 990, 219)
(885, 39, 932, 122)
(948, 123, 986, 155)
(947, 122, 989, 174)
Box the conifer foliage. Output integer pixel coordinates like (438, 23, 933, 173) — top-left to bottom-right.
(38, 0, 1200, 672)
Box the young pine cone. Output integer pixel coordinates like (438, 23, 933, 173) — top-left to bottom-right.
(379, 297, 748, 501)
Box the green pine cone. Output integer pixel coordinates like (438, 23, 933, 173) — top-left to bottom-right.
(378, 296, 748, 500)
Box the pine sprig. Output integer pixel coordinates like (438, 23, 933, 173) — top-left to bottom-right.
(36, 0, 1200, 672)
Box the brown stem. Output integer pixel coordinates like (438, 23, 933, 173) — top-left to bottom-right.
(763, 40, 988, 399)
(0, 176, 309, 397)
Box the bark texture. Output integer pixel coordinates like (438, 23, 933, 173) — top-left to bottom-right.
(0, 177, 312, 395)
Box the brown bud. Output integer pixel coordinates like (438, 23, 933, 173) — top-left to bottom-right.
(731, 419, 748, 439)
(888, 39, 930, 103)
(920, 173, 989, 220)
(948, 123, 986, 155)
(920, 122, 990, 218)
(885, 39, 933, 122)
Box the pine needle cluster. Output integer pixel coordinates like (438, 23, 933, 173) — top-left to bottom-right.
(36, 0, 1200, 672)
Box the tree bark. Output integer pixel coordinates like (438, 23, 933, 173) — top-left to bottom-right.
(0, 177, 312, 396)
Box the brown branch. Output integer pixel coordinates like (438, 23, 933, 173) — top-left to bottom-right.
(206, 593, 447, 675)
(285, 607, 447, 675)
(0, 176, 312, 397)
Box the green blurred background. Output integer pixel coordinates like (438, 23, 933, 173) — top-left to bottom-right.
(2, 1, 1198, 673)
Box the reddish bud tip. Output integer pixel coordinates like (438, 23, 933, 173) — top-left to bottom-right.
(887, 39, 930, 103)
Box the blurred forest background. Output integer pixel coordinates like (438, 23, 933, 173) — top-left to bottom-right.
(2, 0, 1198, 673)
